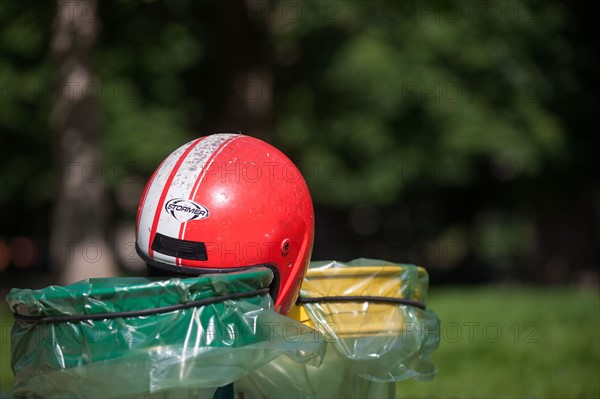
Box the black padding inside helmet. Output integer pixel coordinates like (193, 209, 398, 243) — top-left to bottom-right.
(151, 232, 208, 261)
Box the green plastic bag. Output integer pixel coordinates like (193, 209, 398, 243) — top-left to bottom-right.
(7, 268, 325, 398)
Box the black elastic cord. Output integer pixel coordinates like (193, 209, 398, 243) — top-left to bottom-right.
(297, 295, 426, 310)
(13, 287, 270, 324)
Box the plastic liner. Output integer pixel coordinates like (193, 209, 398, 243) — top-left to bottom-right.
(235, 259, 441, 398)
(7, 259, 440, 399)
(296, 259, 440, 382)
(235, 340, 398, 399)
(6, 268, 325, 399)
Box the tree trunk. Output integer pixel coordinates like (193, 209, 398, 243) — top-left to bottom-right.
(216, 0, 272, 138)
(49, 0, 116, 284)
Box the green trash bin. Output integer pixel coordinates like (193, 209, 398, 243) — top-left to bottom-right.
(6, 268, 325, 398)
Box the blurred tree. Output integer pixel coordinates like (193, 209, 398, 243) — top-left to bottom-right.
(262, 0, 590, 281)
(0, 0, 597, 285)
(49, 0, 116, 283)
(268, 1, 566, 203)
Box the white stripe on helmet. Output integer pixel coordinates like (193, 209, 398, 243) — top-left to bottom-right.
(137, 139, 197, 261)
(143, 134, 241, 265)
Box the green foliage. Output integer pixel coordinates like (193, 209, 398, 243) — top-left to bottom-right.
(0, 0, 595, 277)
(0, 2, 56, 233)
(0, 1, 572, 202)
(270, 0, 567, 206)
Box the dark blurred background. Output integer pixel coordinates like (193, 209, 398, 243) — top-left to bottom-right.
(0, 0, 598, 287)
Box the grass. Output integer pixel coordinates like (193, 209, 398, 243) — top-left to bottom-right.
(1, 286, 598, 398)
(396, 286, 600, 398)
(0, 304, 13, 396)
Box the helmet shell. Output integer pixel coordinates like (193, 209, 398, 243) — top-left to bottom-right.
(136, 134, 314, 314)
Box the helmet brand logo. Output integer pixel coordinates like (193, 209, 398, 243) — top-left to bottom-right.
(165, 198, 210, 222)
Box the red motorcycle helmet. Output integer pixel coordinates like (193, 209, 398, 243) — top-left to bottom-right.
(135, 133, 314, 315)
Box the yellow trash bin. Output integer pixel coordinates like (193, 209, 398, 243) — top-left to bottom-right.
(235, 259, 440, 398)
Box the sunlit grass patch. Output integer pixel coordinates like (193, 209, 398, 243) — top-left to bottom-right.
(397, 286, 600, 398)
